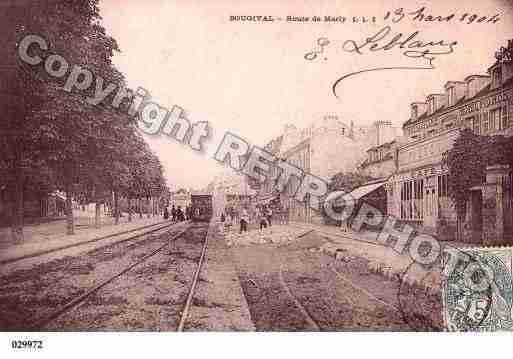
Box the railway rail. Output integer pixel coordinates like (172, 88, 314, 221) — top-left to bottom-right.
(0, 220, 189, 266)
(28, 220, 212, 331)
(288, 223, 384, 248)
(276, 227, 399, 330)
(177, 221, 212, 331)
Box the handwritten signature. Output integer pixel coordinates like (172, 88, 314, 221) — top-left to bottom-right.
(305, 26, 458, 98)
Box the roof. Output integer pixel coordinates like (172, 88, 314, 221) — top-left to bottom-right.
(367, 139, 396, 152)
(349, 180, 386, 200)
(403, 77, 513, 129)
(333, 180, 387, 205)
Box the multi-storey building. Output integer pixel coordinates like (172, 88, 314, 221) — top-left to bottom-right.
(170, 188, 191, 209)
(358, 138, 405, 180)
(255, 115, 399, 223)
(387, 40, 513, 243)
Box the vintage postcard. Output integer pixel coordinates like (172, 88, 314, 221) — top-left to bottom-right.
(1, 0, 513, 352)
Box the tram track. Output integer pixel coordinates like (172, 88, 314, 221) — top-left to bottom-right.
(21, 221, 213, 331)
(234, 227, 407, 330)
(30, 228, 189, 330)
(176, 221, 211, 331)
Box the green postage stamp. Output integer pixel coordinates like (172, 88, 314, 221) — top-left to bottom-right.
(443, 247, 513, 331)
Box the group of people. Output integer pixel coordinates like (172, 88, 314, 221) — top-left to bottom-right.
(220, 205, 279, 234)
(163, 204, 190, 222)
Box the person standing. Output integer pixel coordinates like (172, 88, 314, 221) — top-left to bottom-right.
(177, 206, 184, 221)
(163, 206, 169, 220)
(171, 205, 176, 222)
(265, 206, 273, 227)
(257, 207, 267, 232)
(240, 208, 249, 234)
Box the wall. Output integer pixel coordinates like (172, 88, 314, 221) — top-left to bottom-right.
(360, 157, 396, 179)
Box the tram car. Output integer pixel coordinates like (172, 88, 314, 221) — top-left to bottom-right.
(190, 194, 213, 222)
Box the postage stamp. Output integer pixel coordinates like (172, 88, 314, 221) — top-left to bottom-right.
(442, 247, 513, 331)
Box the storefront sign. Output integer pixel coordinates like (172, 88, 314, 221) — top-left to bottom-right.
(460, 89, 512, 116)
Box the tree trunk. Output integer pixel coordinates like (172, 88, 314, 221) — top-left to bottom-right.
(65, 183, 74, 235)
(11, 163, 24, 242)
(114, 191, 120, 225)
(128, 197, 132, 222)
(147, 197, 151, 218)
(139, 197, 143, 219)
(95, 202, 101, 229)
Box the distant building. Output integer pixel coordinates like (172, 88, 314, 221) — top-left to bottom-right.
(0, 189, 65, 227)
(255, 115, 398, 223)
(170, 188, 191, 209)
(358, 138, 405, 180)
(209, 169, 256, 217)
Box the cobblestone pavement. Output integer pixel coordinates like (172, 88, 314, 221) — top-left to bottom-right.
(230, 229, 441, 331)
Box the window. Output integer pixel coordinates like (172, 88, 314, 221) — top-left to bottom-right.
(448, 87, 456, 106)
(429, 98, 435, 114)
(412, 104, 418, 119)
(483, 112, 489, 133)
(492, 66, 502, 87)
(400, 179, 424, 220)
(438, 174, 449, 198)
(501, 106, 509, 130)
(490, 108, 501, 131)
(471, 116, 481, 134)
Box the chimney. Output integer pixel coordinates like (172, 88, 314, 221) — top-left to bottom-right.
(445, 81, 467, 107)
(410, 102, 428, 121)
(464, 75, 491, 99)
(489, 39, 513, 89)
(283, 124, 297, 133)
(426, 94, 446, 114)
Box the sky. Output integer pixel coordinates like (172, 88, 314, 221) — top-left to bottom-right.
(98, 0, 513, 190)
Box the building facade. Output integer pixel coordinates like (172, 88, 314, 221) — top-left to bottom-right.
(387, 40, 513, 243)
(170, 188, 191, 209)
(255, 115, 399, 223)
(358, 139, 405, 180)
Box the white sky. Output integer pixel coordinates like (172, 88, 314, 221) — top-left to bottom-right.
(99, 0, 513, 190)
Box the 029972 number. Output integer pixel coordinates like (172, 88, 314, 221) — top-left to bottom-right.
(11, 340, 43, 349)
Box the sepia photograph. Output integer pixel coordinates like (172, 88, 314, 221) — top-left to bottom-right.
(1, 0, 513, 356)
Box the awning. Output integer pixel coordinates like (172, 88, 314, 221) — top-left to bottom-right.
(52, 191, 67, 201)
(257, 195, 277, 204)
(333, 180, 386, 205)
(349, 181, 386, 200)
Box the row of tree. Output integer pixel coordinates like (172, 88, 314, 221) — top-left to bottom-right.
(0, 0, 168, 241)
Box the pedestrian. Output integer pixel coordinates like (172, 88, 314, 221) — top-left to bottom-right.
(163, 206, 169, 220)
(240, 207, 249, 234)
(171, 205, 176, 222)
(257, 207, 267, 232)
(177, 206, 184, 221)
(265, 206, 273, 227)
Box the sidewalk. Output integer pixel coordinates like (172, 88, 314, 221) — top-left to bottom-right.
(289, 221, 441, 294)
(0, 213, 172, 265)
(0, 209, 151, 246)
